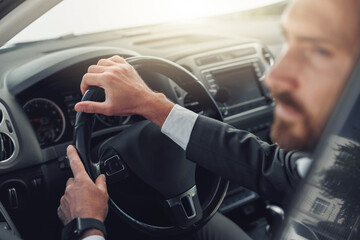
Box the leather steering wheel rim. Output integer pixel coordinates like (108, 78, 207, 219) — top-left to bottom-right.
(74, 56, 229, 237)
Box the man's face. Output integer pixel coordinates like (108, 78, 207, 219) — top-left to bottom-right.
(265, 0, 359, 151)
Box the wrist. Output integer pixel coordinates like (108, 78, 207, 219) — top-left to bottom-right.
(142, 92, 175, 127)
(61, 218, 106, 240)
(78, 229, 104, 240)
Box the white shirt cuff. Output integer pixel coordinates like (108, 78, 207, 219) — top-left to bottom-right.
(296, 157, 312, 178)
(82, 235, 105, 240)
(161, 104, 199, 150)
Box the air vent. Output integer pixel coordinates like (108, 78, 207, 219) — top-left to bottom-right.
(0, 133, 14, 162)
(184, 94, 203, 114)
(262, 47, 274, 66)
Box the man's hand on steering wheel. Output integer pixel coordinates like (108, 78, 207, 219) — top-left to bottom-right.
(58, 145, 109, 238)
(75, 55, 175, 127)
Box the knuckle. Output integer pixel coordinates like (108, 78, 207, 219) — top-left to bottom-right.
(111, 55, 124, 62)
(82, 73, 90, 82)
(124, 64, 133, 72)
(66, 177, 73, 185)
(57, 208, 63, 218)
(64, 186, 71, 195)
(82, 75, 92, 86)
(74, 177, 82, 184)
(117, 64, 127, 73)
(75, 175, 87, 183)
(87, 65, 95, 72)
(110, 65, 121, 75)
(103, 72, 114, 81)
(60, 196, 66, 204)
(97, 58, 106, 65)
(119, 63, 132, 73)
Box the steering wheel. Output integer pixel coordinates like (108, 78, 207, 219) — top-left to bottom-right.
(74, 56, 229, 237)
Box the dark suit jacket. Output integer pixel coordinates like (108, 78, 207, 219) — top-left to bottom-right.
(186, 115, 307, 204)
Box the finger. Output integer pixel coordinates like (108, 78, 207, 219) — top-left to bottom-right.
(60, 195, 68, 210)
(88, 65, 106, 74)
(95, 174, 107, 192)
(67, 145, 89, 179)
(57, 206, 64, 221)
(75, 101, 108, 115)
(66, 177, 74, 187)
(109, 55, 126, 64)
(97, 58, 114, 66)
(80, 73, 104, 94)
(57, 206, 70, 225)
(57, 206, 62, 216)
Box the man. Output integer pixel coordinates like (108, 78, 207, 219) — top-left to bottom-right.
(57, 0, 360, 239)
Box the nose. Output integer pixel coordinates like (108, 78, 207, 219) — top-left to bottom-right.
(264, 47, 300, 94)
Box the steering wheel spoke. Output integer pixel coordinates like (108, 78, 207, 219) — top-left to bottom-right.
(166, 185, 203, 228)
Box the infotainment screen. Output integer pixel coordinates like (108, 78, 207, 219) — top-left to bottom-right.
(212, 67, 262, 106)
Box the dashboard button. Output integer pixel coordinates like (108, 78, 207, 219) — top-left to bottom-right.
(30, 178, 42, 188)
(8, 188, 18, 210)
(102, 155, 130, 184)
(58, 156, 70, 170)
(104, 155, 125, 176)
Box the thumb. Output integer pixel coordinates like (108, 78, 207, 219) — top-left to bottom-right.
(95, 174, 107, 191)
(75, 101, 105, 114)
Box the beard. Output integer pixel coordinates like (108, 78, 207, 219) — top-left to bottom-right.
(271, 116, 316, 151)
(270, 92, 318, 151)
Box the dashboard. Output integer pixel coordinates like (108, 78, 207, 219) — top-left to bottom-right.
(7, 42, 274, 151)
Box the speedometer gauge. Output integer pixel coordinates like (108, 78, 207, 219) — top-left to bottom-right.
(23, 98, 66, 147)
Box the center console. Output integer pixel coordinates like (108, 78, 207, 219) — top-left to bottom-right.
(202, 59, 270, 117)
(176, 42, 275, 212)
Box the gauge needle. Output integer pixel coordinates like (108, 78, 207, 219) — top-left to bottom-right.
(30, 118, 40, 122)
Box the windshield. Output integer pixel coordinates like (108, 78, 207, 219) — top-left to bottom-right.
(5, 0, 285, 47)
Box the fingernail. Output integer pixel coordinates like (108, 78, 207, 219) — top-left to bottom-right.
(66, 145, 73, 151)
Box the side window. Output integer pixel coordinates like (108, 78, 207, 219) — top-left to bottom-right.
(277, 84, 360, 239)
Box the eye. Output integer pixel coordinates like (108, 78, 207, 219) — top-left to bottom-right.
(314, 46, 331, 57)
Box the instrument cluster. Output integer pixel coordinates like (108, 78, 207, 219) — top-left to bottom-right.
(22, 92, 132, 148)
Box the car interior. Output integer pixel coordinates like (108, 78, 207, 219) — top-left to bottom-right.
(0, 1, 330, 239)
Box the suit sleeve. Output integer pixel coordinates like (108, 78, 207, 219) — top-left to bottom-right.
(186, 115, 307, 204)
